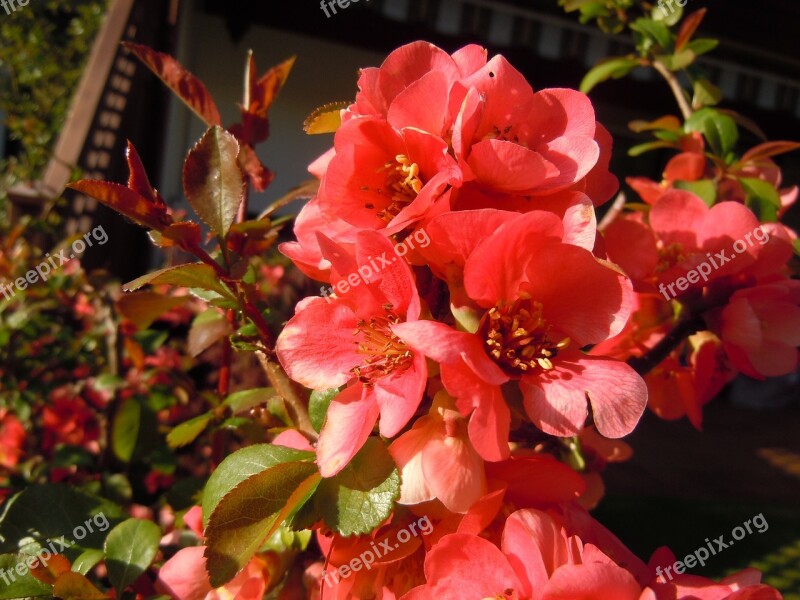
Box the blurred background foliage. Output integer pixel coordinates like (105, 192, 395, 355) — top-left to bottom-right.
(0, 0, 107, 222)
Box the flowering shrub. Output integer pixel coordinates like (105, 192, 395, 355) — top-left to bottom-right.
(0, 2, 798, 599)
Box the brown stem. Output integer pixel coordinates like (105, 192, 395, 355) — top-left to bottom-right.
(627, 314, 704, 376)
(652, 60, 693, 121)
(257, 352, 317, 441)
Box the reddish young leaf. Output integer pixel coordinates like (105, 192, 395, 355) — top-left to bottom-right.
(159, 221, 203, 247)
(232, 54, 296, 145)
(628, 115, 682, 134)
(67, 180, 172, 231)
(251, 56, 295, 117)
(123, 42, 222, 127)
(676, 8, 707, 51)
(183, 127, 246, 236)
(52, 572, 108, 600)
(126, 141, 165, 206)
(238, 145, 274, 192)
(740, 141, 800, 164)
(30, 554, 71, 584)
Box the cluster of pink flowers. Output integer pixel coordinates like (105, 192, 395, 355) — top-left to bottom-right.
(267, 42, 794, 598)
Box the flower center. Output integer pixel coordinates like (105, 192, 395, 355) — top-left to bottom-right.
(478, 297, 570, 376)
(351, 307, 413, 386)
(372, 154, 423, 222)
(656, 242, 685, 273)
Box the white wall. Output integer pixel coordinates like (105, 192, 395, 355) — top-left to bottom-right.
(159, 2, 384, 216)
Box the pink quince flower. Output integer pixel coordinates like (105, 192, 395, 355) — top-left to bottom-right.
(277, 230, 426, 476)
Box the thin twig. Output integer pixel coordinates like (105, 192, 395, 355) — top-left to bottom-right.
(652, 60, 693, 121)
(627, 314, 704, 376)
(597, 191, 627, 232)
(256, 352, 317, 441)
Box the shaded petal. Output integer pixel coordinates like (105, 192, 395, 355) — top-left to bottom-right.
(649, 190, 706, 250)
(467, 387, 511, 461)
(467, 139, 555, 193)
(522, 353, 647, 438)
(422, 533, 524, 596)
(389, 417, 437, 505)
(463, 212, 564, 306)
(423, 430, 487, 513)
(603, 218, 660, 283)
(518, 244, 633, 345)
(542, 562, 641, 600)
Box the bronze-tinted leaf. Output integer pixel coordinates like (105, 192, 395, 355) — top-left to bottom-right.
(67, 180, 172, 231)
(123, 42, 222, 127)
(183, 127, 246, 237)
(118, 291, 188, 329)
(125, 140, 164, 206)
(740, 141, 800, 164)
(238, 144, 274, 192)
(124, 263, 234, 300)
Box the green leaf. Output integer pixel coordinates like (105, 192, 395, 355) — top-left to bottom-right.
(112, 399, 141, 463)
(204, 464, 320, 586)
(0, 553, 52, 599)
(580, 57, 639, 94)
(686, 38, 719, 56)
(740, 177, 781, 222)
(655, 48, 696, 71)
(692, 79, 722, 108)
(202, 444, 315, 527)
(104, 519, 161, 591)
(0, 484, 124, 555)
(628, 140, 675, 157)
(673, 179, 717, 206)
(72, 549, 104, 576)
(308, 388, 339, 433)
(224, 388, 274, 414)
(685, 108, 738, 156)
(124, 263, 234, 300)
(167, 413, 213, 449)
(316, 438, 400, 536)
(183, 126, 245, 237)
(631, 18, 672, 49)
